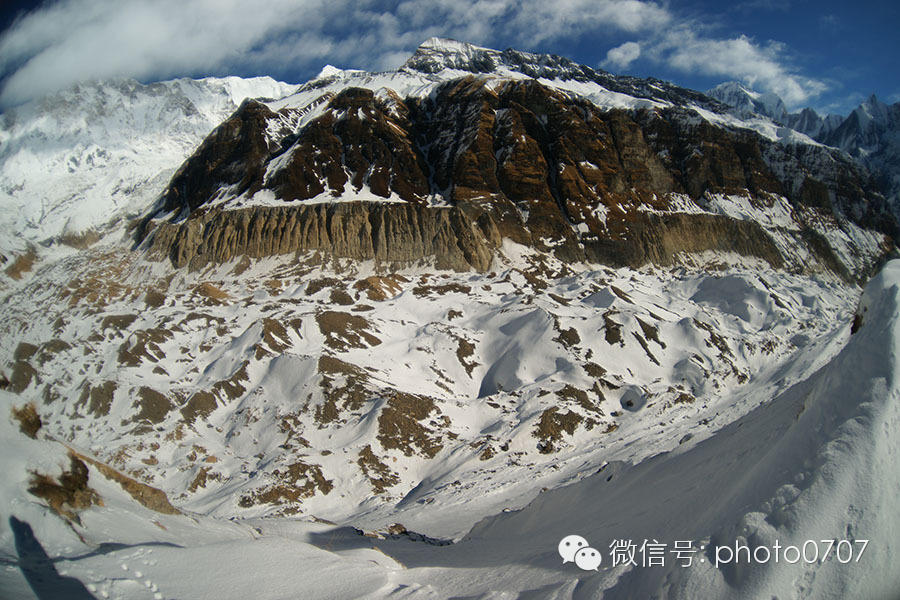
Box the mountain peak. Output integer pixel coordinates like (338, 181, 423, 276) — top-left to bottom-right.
(314, 64, 344, 80)
(706, 81, 787, 122)
(402, 37, 500, 75)
(417, 37, 479, 52)
(709, 80, 756, 98)
(852, 93, 891, 128)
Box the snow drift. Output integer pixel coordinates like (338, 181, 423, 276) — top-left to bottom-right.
(455, 260, 900, 599)
(2, 260, 899, 599)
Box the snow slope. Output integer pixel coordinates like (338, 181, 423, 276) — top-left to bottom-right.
(462, 261, 900, 599)
(0, 239, 858, 535)
(2, 258, 897, 599)
(0, 76, 297, 256)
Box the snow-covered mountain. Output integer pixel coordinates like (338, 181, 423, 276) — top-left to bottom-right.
(404, 37, 720, 110)
(2, 40, 891, 272)
(1, 38, 899, 600)
(785, 107, 844, 140)
(129, 39, 894, 286)
(824, 95, 900, 206)
(706, 80, 843, 136)
(0, 76, 297, 257)
(707, 81, 788, 122)
(707, 81, 900, 212)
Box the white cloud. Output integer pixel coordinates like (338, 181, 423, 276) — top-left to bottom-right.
(0, 0, 825, 110)
(0, 0, 675, 106)
(646, 27, 827, 106)
(0, 0, 326, 105)
(507, 0, 670, 44)
(734, 0, 791, 12)
(602, 42, 641, 70)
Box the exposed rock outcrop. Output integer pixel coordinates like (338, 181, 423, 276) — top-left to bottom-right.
(158, 99, 282, 216)
(141, 75, 895, 277)
(147, 202, 497, 272)
(147, 199, 785, 273)
(582, 212, 784, 269)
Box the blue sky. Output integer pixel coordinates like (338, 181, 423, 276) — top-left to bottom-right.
(0, 0, 897, 115)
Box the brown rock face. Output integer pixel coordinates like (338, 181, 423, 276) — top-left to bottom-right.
(148, 202, 496, 272)
(269, 88, 431, 203)
(147, 200, 786, 274)
(159, 99, 281, 216)
(583, 212, 784, 269)
(633, 109, 782, 199)
(142, 76, 895, 276)
(633, 108, 897, 239)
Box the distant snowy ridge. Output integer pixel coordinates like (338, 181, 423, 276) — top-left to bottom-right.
(708, 81, 900, 209)
(825, 95, 900, 208)
(402, 37, 718, 110)
(707, 81, 788, 122)
(707, 80, 836, 134)
(0, 76, 297, 256)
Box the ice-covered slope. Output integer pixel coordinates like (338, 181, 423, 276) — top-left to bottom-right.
(0, 76, 297, 256)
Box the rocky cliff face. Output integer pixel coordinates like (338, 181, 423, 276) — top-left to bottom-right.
(146, 201, 784, 274)
(147, 202, 497, 272)
(140, 43, 895, 280)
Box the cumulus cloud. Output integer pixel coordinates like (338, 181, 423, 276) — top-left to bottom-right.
(0, 0, 825, 109)
(647, 27, 827, 105)
(0, 0, 324, 105)
(602, 41, 641, 70)
(507, 0, 670, 44)
(0, 0, 674, 106)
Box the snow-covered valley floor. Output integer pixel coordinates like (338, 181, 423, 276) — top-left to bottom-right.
(1, 244, 897, 599)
